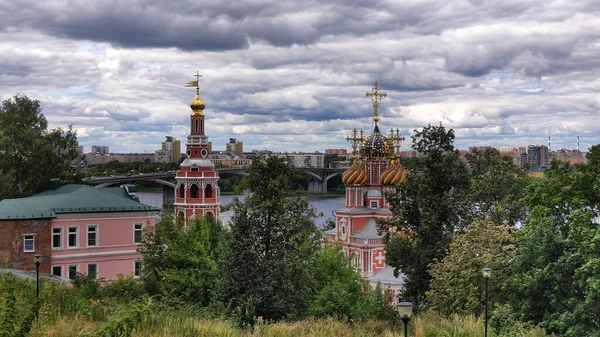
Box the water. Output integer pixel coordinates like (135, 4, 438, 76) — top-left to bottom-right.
(137, 192, 344, 228)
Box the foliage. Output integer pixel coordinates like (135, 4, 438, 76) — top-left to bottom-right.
(139, 213, 226, 306)
(0, 94, 82, 199)
(426, 219, 516, 316)
(0, 273, 39, 337)
(219, 156, 322, 324)
(82, 299, 152, 337)
(506, 145, 600, 336)
(381, 123, 470, 307)
(465, 148, 530, 226)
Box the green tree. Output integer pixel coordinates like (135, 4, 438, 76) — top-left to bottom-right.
(139, 213, 227, 305)
(426, 219, 516, 316)
(466, 148, 530, 226)
(219, 156, 321, 324)
(0, 94, 82, 199)
(381, 123, 471, 307)
(507, 146, 600, 336)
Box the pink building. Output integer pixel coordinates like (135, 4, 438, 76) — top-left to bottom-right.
(324, 82, 407, 301)
(0, 183, 158, 280)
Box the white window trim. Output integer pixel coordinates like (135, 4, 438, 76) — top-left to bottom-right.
(23, 234, 35, 252)
(67, 226, 79, 249)
(52, 265, 62, 277)
(87, 263, 98, 279)
(370, 200, 379, 209)
(133, 260, 142, 279)
(67, 264, 78, 279)
(52, 227, 62, 250)
(87, 225, 99, 248)
(133, 223, 143, 245)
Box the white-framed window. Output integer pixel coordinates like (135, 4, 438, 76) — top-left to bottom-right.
(87, 263, 98, 279)
(133, 223, 143, 244)
(87, 225, 98, 247)
(67, 227, 78, 248)
(52, 228, 62, 249)
(134, 260, 142, 278)
(23, 234, 35, 252)
(52, 265, 62, 277)
(370, 200, 379, 209)
(68, 265, 78, 279)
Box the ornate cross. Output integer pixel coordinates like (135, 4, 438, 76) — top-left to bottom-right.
(366, 81, 387, 127)
(388, 128, 405, 154)
(346, 128, 365, 159)
(194, 71, 202, 82)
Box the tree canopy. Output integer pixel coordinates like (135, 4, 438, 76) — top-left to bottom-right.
(0, 94, 82, 199)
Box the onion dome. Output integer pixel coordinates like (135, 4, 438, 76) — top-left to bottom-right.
(361, 126, 392, 160)
(380, 157, 409, 186)
(342, 159, 367, 186)
(190, 92, 206, 116)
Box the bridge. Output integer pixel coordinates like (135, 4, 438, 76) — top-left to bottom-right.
(84, 167, 346, 197)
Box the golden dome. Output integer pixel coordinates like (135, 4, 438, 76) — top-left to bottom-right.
(190, 92, 205, 116)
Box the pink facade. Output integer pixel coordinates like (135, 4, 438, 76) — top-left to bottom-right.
(50, 211, 156, 280)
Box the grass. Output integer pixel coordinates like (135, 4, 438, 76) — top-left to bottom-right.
(2, 272, 553, 337)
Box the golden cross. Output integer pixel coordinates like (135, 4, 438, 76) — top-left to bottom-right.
(346, 128, 365, 158)
(365, 81, 387, 127)
(194, 71, 202, 82)
(388, 128, 405, 154)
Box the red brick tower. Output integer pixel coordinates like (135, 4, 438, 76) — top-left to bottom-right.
(174, 73, 220, 225)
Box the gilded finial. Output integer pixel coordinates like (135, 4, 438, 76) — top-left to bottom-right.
(346, 128, 365, 160)
(366, 81, 387, 128)
(185, 71, 205, 116)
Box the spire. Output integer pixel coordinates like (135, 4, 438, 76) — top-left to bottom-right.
(185, 71, 205, 116)
(365, 81, 387, 129)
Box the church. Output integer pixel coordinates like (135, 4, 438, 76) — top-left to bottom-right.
(324, 82, 407, 300)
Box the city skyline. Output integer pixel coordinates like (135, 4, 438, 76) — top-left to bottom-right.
(1, 0, 599, 153)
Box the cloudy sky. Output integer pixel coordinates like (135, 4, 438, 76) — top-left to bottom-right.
(1, 0, 599, 153)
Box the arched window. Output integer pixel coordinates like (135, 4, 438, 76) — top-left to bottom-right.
(177, 211, 185, 224)
(205, 184, 213, 199)
(191, 184, 199, 198)
(200, 119, 204, 134)
(178, 185, 185, 198)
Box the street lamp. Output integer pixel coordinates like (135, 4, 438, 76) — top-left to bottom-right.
(33, 254, 42, 298)
(482, 267, 492, 337)
(396, 301, 413, 337)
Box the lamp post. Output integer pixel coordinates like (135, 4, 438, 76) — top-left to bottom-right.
(482, 267, 492, 337)
(33, 254, 42, 298)
(396, 301, 413, 337)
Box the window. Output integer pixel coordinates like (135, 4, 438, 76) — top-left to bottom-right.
(23, 235, 34, 252)
(370, 200, 378, 209)
(68, 265, 78, 279)
(87, 225, 98, 247)
(68, 227, 78, 248)
(134, 260, 142, 278)
(52, 228, 62, 249)
(87, 263, 98, 279)
(52, 266, 62, 277)
(133, 223, 143, 244)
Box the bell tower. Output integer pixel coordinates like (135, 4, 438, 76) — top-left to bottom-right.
(173, 72, 220, 225)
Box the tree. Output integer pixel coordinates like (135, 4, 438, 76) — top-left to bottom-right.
(139, 213, 227, 305)
(465, 148, 530, 226)
(381, 123, 471, 307)
(426, 219, 516, 316)
(219, 156, 321, 324)
(0, 94, 82, 199)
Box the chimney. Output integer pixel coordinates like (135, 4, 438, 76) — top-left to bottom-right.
(548, 136, 551, 151)
(577, 136, 580, 152)
(50, 178, 60, 190)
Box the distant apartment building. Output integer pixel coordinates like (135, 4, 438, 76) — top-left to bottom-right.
(226, 138, 243, 154)
(155, 136, 181, 163)
(527, 145, 549, 169)
(76, 142, 84, 156)
(86, 153, 155, 165)
(91, 145, 109, 155)
(278, 153, 325, 168)
(325, 149, 348, 155)
(550, 149, 586, 166)
(498, 147, 521, 166)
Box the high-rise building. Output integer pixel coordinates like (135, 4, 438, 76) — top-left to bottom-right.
(225, 138, 243, 154)
(173, 76, 220, 225)
(324, 82, 405, 300)
(155, 136, 181, 163)
(91, 145, 109, 155)
(527, 145, 549, 169)
(325, 149, 348, 155)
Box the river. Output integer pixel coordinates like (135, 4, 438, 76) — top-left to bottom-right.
(137, 192, 345, 228)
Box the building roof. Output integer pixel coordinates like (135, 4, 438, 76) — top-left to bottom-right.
(0, 184, 157, 220)
(368, 265, 405, 286)
(351, 218, 383, 239)
(323, 228, 337, 236)
(335, 207, 392, 216)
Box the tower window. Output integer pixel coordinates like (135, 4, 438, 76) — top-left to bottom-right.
(191, 184, 199, 198)
(205, 184, 213, 198)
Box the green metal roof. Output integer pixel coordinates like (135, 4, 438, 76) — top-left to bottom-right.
(0, 184, 158, 220)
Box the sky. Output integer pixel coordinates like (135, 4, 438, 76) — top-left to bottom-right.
(1, 0, 599, 154)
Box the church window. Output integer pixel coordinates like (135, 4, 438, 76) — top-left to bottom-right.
(191, 184, 199, 198)
(177, 211, 185, 224)
(200, 120, 204, 134)
(205, 184, 213, 198)
(195, 119, 199, 134)
(178, 185, 185, 198)
(370, 200, 378, 208)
